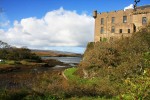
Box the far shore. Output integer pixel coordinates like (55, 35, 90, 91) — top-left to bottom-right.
(32, 50, 82, 57)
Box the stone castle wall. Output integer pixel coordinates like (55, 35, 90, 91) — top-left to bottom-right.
(93, 5, 150, 42)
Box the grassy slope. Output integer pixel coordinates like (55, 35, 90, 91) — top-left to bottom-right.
(64, 67, 118, 100)
(64, 67, 101, 85)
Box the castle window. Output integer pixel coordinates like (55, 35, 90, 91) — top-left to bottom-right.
(101, 27, 104, 34)
(142, 17, 147, 24)
(134, 25, 136, 32)
(128, 29, 130, 33)
(111, 26, 115, 33)
(112, 17, 115, 23)
(101, 18, 104, 25)
(123, 16, 127, 23)
(100, 37, 102, 41)
(119, 29, 122, 33)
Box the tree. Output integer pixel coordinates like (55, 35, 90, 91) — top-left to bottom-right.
(134, 0, 140, 11)
(0, 40, 41, 61)
(0, 40, 11, 48)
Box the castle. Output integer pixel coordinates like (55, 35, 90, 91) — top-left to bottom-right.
(93, 5, 150, 42)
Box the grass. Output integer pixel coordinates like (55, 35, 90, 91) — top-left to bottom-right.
(0, 60, 13, 64)
(0, 60, 22, 65)
(64, 67, 79, 80)
(0, 60, 43, 67)
(0, 89, 59, 100)
(64, 67, 102, 86)
(0, 69, 63, 100)
(64, 68, 150, 100)
(66, 96, 117, 100)
(0, 60, 16, 69)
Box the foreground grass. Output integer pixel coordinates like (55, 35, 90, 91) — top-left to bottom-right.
(0, 89, 58, 100)
(64, 67, 78, 80)
(64, 67, 150, 99)
(0, 89, 115, 100)
(0, 67, 149, 100)
(66, 96, 117, 100)
(64, 67, 118, 99)
(64, 67, 101, 85)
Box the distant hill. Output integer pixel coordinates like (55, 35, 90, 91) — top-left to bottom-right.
(32, 49, 82, 57)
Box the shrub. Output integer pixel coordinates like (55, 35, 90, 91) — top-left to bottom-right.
(77, 23, 150, 98)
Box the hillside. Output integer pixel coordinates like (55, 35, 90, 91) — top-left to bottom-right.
(32, 50, 82, 57)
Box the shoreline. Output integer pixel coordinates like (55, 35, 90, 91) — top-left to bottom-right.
(0, 57, 80, 90)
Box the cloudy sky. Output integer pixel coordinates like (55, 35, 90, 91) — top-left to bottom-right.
(0, 0, 149, 53)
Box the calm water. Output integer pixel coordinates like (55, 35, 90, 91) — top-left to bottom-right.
(42, 57, 82, 64)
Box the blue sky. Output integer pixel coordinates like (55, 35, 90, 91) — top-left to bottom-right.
(0, 0, 150, 53)
(1, 0, 149, 21)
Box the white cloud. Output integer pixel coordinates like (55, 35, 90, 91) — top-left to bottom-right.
(124, 4, 134, 11)
(0, 7, 94, 51)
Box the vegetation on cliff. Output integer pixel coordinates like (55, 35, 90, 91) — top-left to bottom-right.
(76, 23, 150, 99)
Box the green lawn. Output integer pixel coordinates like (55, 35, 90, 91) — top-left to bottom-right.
(64, 67, 102, 86)
(0, 60, 20, 65)
(64, 67, 79, 80)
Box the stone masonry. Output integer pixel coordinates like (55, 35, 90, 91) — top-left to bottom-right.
(93, 5, 150, 42)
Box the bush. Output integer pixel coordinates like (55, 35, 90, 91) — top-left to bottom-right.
(80, 23, 150, 77)
(77, 23, 150, 98)
(0, 45, 41, 61)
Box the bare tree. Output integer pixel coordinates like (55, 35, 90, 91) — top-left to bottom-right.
(0, 40, 11, 48)
(134, 0, 140, 11)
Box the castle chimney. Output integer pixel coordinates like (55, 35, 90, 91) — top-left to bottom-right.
(93, 10, 97, 19)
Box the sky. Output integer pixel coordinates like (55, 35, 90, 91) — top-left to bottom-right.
(0, 0, 150, 53)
